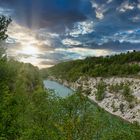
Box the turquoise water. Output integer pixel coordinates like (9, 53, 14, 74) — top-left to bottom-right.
(43, 80, 73, 97)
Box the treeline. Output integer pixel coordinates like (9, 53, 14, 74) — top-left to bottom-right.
(42, 51, 140, 81)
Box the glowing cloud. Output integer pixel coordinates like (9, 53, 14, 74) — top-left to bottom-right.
(68, 20, 94, 37)
(62, 39, 82, 46)
(6, 21, 55, 68)
(90, 0, 108, 20)
(55, 47, 111, 58)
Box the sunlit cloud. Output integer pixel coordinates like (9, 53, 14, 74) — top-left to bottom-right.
(95, 10, 104, 20)
(68, 20, 94, 37)
(55, 47, 112, 59)
(17, 45, 39, 56)
(90, 0, 109, 20)
(130, 15, 140, 23)
(111, 29, 140, 44)
(62, 38, 82, 46)
(106, 0, 113, 4)
(6, 21, 55, 68)
(117, 1, 135, 13)
(137, 3, 140, 9)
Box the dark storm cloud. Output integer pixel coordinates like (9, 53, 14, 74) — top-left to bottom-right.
(0, 0, 91, 30)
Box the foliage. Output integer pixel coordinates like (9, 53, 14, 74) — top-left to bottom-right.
(109, 83, 124, 93)
(84, 89, 91, 96)
(42, 51, 140, 82)
(0, 16, 11, 41)
(122, 84, 134, 103)
(108, 82, 135, 103)
(95, 81, 106, 101)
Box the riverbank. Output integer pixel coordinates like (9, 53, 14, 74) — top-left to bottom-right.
(48, 76, 140, 124)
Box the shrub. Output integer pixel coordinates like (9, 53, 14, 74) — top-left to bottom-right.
(120, 103, 124, 113)
(95, 81, 106, 101)
(84, 89, 91, 96)
(109, 83, 124, 93)
(123, 84, 134, 103)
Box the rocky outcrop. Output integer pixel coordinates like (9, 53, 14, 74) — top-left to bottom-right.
(48, 76, 140, 123)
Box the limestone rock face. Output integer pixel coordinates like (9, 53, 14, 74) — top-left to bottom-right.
(49, 76, 140, 123)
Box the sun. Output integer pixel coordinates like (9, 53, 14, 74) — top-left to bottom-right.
(21, 45, 39, 56)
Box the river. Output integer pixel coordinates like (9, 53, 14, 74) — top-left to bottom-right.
(43, 80, 73, 97)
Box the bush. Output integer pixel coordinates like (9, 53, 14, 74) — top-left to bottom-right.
(123, 84, 134, 103)
(84, 89, 91, 96)
(95, 81, 106, 101)
(109, 83, 124, 93)
(120, 103, 125, 113)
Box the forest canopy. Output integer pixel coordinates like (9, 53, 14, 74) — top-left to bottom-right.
(43, 51, 140, 81)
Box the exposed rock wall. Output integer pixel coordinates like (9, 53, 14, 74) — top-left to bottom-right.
(48, 76, 140, 123)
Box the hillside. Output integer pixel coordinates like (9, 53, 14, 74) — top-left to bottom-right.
(42, 51, 140, 81)
(42, 51, 140, 124)
(1, 50, 140, 139)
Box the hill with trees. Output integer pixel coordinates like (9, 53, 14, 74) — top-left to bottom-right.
(42, 51, 140, 81)
(41, 48, 140, 127)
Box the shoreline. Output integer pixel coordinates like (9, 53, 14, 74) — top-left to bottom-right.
(47, 76, 140, 124)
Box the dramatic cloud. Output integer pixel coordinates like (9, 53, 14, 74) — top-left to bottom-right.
(91, 1, 106, 20)
(67, 20, 94, 37)
(6, 22, 56, 68)
(55, 47, 112, 58)
(0, 0, 89, 29)
(0, 0, 140, 68)
(62, 39, 82, 46)
(117, 1, 135, 13)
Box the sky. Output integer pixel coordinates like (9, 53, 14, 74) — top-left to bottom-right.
(0, 0, 140, 68)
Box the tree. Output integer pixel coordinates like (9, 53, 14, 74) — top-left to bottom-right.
(0, 15, 11, 61)
(95, 81, 106, 101)
(0, 16, 11, 41)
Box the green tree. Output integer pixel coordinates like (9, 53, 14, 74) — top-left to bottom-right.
(0, 16, 11, 41)
(123, 84, 134, 103)
(95, 81, 106, 101)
